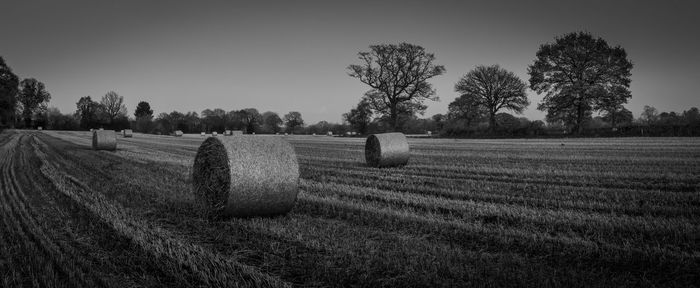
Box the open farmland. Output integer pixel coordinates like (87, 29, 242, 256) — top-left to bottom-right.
(0, 129, 699, 287)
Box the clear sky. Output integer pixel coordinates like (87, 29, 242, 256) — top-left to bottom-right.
(1, 0, 698, 124)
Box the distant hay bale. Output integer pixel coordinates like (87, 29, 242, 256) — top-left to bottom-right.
(201, 132, 206, 136)
(213, 131, 218, 136)
(37, 126, 43, 131)
(99, 128, 104, 130)
(192, 136, 299, 217)
(327, 131, 333, 136)
(89, 128, 94, 132)
(174, 130, 183, 137)
(232, 130, 243, 135)
(92, 130, 117, 151)
(123, 129, 133, 138)
(224, 130, 232, 136)
(365, 132, 409, 168)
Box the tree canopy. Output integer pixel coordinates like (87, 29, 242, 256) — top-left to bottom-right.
(100, 91, 127, 124)
(343, 98, 373, 135)
(134, 101, 153, 118)
(348, 42, 445, 131)
(454, 65, 529, 133)
(528, 32, 633, 134)
(18, 78, 51, 127)
(0, 56, 19, 128)
(283, 111, 304, 133)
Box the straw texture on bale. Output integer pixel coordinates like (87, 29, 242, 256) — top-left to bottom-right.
(192, 136, 299, 217)
(123, 129, 133, 138)
(92, 130, 117, 151)
(365, 132, 410, 167)
(174, 130, 184, 137)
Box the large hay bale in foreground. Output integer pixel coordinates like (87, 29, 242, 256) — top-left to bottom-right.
(174, 130, 183, 137)
(92, 130, 117, 151)
(192, 136, 299, 217)
(123, 129, 133, 138)
(365, 132, 409, 168)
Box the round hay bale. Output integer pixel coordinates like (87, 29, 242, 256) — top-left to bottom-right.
(174, 130, 184, 137)
(92, 130, 117, 151)
(37, 126, 43, 131)
(365, 132, 409, 168)
(192, 136, 299, 217)
(213, 131, 218, 136)
(99, 127, 104, 130)
(123, 129, 133, 138)
(201, 132, 206, 136)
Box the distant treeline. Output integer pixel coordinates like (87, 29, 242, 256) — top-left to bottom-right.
(7, 95, 700, 138)
(2, 29, 700, 138)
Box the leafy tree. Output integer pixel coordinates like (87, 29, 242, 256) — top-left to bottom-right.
(455, 65, 529, 133)
(261, 111, 283, 134)
(640, 105, 658, 125)
(75, 96, 100, 129)
(343, 99, 373, 135)
(201, 108, 226, 132)
(431, 113, 445, 132)
(46, 107, 79, 130)
(348, 42, 445, 130)
(236, 108, 262, 134)
(283, 111, 304, 133)
(601, 106, 633, 127)
(134, 101, 153, 118)
(529, 32, 633, 134)
(683, 107, 700, 125)
(100, 91, 127, 125)
(133, 101, 154, 132)
(0, 56, 20, 128)
(447, 94, 487, 128)
(18, 78, 51, 127)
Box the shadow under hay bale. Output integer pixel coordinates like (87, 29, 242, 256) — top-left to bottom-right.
(92, 130, 117, 151)
(365, 132, 409, 168)
(192, 136, 299, 217)
(123, 129, 133, 138)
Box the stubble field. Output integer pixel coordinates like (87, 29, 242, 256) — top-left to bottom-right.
(0, 129, 698, 287)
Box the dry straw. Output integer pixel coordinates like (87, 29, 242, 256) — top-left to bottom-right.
(92, 130, 117, 151)
(123, 129, 133, 138)
(365, 132, 410, 167)
(192, 136, 299, 217)
(174, 130, 184, 137)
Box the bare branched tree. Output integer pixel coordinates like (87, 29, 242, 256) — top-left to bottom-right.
(348, 43, 445, 131)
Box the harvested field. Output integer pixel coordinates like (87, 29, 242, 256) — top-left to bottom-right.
(1, 129, 698, 287)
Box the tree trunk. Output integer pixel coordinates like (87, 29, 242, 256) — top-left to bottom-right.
(489, 112, 497, 134)
(576, 101, 584, 135)
(390, 106, 398, 132)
